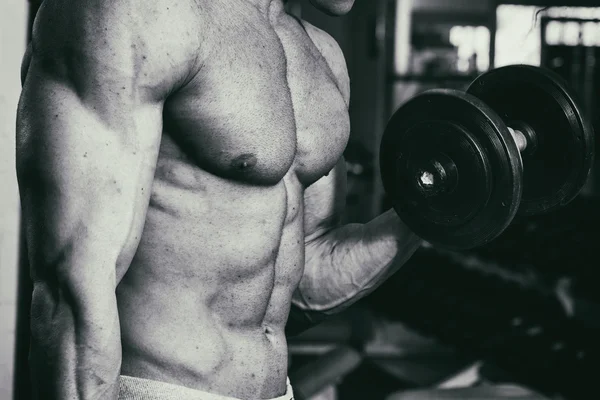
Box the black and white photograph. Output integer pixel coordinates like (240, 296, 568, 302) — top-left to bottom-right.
(1, 1, 600, 399)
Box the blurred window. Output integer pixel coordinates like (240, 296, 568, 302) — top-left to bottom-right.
(449, 25, 490, 72)
(495, 5, 600, 66)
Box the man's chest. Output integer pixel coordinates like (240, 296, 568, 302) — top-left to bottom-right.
(163, 11, 350, 187)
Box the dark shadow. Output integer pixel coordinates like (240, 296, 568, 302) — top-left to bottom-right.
(13, 226, 32, 400)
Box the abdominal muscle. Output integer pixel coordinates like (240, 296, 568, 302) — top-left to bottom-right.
(116, 152, 306, 399)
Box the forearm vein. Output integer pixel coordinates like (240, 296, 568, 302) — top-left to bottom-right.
(296, 209, 422, 314)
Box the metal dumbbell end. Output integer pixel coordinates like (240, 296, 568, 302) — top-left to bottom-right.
(507, 122, 537, 155)
(413, 154, 458, 199)
(380, 65, 594, 250)
(411, 123, 534, 201)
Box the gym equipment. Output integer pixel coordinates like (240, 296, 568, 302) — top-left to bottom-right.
(290, 346, 363, 400)
(290, 244, 600, 400)
(380, 65, 594, 250)
(369, 247, 599, 400)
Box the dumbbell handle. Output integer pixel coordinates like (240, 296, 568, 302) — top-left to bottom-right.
(415, 122, 536, 197)
(508, 126, 527, 153)
(507, 122, 537, 155)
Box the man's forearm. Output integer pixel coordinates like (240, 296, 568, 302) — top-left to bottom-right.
(30, 283, 121, 400)
(295, 209, 422, 315)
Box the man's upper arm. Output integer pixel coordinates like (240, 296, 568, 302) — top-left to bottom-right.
(18, 0, 200, 290)
(288, 21, 353, 335)
(304, 157, 348, 242)
(291, 157, 348, 336)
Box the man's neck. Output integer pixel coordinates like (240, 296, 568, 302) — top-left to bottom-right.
(245, 0, 286, 14)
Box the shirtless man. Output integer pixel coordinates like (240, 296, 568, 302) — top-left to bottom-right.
(16, 0, 544, 399)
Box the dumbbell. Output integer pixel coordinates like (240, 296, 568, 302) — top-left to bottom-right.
(380, 65, 595, 250)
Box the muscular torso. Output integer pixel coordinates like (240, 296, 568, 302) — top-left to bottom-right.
(115, 2, 349, 398)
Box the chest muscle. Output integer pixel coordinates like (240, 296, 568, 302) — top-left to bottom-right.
(162, 10, 349, 187)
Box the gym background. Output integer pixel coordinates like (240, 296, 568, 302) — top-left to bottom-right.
(1, 0, 599, 399)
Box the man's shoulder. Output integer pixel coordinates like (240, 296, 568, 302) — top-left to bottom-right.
(33, 0, 203, 56)
(300, 20, 350, 106)
(31, 0, 203, 93)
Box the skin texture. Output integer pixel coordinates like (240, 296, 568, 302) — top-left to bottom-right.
(309, 0, 356, 16)
(18, 0, 419, 399)
(16, 0, 543, 399)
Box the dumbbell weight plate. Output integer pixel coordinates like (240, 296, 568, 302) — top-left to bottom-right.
(467, 65, 595, 215)
(380, 89, 522, 249)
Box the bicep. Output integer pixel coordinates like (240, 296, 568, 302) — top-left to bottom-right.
(292, 158, 347, 336)
(18, 68, 162, 292)
(304, 157, 348, 242)
(15, 0, 194, 289)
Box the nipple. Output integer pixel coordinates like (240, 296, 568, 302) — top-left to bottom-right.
(231, 153, 258, 171)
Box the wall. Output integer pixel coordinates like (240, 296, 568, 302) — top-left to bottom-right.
(413, 0, 493, 14)
(0, 1, 27, 399)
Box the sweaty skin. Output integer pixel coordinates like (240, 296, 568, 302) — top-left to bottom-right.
(17, 0, 423, 399)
